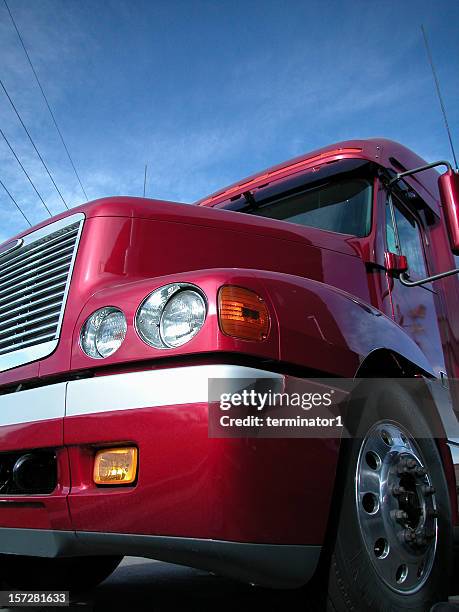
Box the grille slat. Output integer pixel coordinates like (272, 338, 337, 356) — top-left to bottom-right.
(0, 320, 59, 348)
(0, 251, 73, 293)
(0, 331, 56, 356)
(0, 229, 78, 275)
(0, 243, 74, 287)
(0, 218, 83, 358)
(0, 270, 68, 308)
(0, 261, 72, 301)
(0, 281, 66, 314)
(0, 308, 61, 339)
(0, 293, 63, 325)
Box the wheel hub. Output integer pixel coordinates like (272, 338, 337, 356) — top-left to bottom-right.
(355, 421, 438, 594)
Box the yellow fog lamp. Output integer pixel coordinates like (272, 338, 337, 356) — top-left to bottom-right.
(93, 447, 138, 485)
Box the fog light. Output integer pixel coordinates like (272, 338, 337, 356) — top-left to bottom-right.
(93, 447, 138, 485)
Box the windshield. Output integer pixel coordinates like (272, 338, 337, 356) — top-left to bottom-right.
(231, 178, 373, 237)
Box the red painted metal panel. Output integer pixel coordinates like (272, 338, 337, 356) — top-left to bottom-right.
(0, 419, 63, 453)
(64, 403, 339, 545)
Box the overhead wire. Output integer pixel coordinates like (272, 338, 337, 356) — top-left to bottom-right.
(0, 78, 69, 209)
(0, 126, 52, 217)
(0, 176, 32, 226)
(3, 0, 88, 201)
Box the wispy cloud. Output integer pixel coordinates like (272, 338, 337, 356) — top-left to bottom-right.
(0, 0, 458, 245)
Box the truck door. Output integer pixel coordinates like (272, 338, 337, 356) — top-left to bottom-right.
(385, 193, 446, 377)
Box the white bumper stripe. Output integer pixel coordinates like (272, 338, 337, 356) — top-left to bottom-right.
(0, 382, 66, 427)
(0, 365, 282, 426)
(66, 365, 282, 416)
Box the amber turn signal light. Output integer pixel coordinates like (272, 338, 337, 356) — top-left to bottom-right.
(93, 447, 138, 485)
(218, 286, 270, 341)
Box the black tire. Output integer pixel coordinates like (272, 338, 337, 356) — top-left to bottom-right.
(312, 382, 453, 612)
(0, 554, 123, 592)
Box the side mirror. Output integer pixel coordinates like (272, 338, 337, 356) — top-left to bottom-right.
(438, 169, 459, 255)
(385, 251, 408, 274)
(388, 160, 459, 287)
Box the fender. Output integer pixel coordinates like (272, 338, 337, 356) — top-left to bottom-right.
(256, 270, 435, 378)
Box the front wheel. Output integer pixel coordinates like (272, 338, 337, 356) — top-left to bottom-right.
(315, 383, 452, 611)
(0, 554, 123, 592)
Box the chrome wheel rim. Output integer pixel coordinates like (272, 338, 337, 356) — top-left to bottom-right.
(355, 420, 438, 594)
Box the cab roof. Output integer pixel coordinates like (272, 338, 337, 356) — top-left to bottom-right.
(195, 138, 442, 214)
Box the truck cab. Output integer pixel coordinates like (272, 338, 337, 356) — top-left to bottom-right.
(0, 138, 458, 610)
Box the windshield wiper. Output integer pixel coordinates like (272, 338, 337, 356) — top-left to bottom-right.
(241, 190, 258, 211)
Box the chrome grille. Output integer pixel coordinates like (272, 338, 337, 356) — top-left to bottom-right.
(0, 213, 84, 371)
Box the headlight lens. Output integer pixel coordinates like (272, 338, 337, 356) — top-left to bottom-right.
(80, 307, 127, 359)
(136, 284, 206, 349)
(160, 289, 206, 347)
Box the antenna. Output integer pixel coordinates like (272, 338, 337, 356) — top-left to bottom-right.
(143, 164, 147, 197)
(421, 25, 458, 170)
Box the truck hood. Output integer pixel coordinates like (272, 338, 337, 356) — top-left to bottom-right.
(0, 197, 370, 385)
(4, 196, 366, 260)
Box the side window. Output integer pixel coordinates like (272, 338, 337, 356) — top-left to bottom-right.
(386, 199, 428, 280)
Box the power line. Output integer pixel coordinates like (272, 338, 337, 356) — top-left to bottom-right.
(3, 0, 89, 201)
(421, 25, 458, 171)
(0, 78, 69, 209)
(0, 126, 52, 217)
(0, 176, 32, 226)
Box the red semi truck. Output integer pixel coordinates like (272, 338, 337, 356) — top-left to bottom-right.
(0, 138, 458, 610)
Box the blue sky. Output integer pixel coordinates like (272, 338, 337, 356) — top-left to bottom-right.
(0, 0, 458, 242)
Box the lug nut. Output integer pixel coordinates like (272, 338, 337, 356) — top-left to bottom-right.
(422, 485, 435, 496)
(397, 457, 417, 474)
(392, 486, 406, 496)
(391, 509, 408, 523)
(414, 467, 427, 477)
(401, 528, 415, 543)
(414, 529, 427, 546)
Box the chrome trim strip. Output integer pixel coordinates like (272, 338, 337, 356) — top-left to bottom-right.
(8, 214, 84, 251)
(0, 239, 23, 260)
(0, 213, 84, 373)
(447, 439, 459, 512)
(0, 380, 66, 426)
(54, 214, 84, 341)
(0, 365, 282, 426)
(0, 339, 58, 373)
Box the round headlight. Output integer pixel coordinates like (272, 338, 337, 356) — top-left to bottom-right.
(136, 284, 182, 348)
(136, 284, 206, 349)
(160, 289, 206, 347)
(80, 307, 127, 359)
